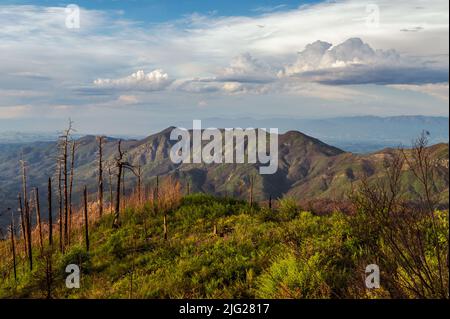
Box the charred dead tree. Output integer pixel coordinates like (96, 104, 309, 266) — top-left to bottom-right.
(108, 166, 114, 214)
(25, 199, 32, 271)
(113, 140, 128, 228)
(34, 188, 43, 254)
(48, 177, 53, 247)
(17, 193, 27, 257)
(68, 140, 76, 245)
(57, 160, 63, 253)
(59, 120, 74, 247)
(122, 169, 126, 209)
(163, 212, 168, 241)
(97, 136, 105, 217)
(83, 186, 89, 252)
(112, 140, 137, 228)
(61, 133, 69, 246)
(9, 210, 17, 282)
(20, 160, 28, 251)
(20, 160, 32, 271)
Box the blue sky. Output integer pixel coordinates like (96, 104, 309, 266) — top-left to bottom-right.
(1, 0, 319, 22)
(0, 0, 448, 135)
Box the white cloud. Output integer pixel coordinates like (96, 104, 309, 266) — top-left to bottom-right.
(0, 0, 448, 123)
(94, 70, 172, 91)
(172, 53, 276, 95)
(217, 53, 276, 83)
(118, 95, 140, 104)
(280, 38, 447, 85)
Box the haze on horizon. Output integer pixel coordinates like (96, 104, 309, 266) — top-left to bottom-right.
(0, 0, 448, 135)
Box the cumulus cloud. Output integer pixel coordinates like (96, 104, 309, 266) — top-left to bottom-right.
(172, 53, 276, 95)
(217, 53, 277, 83)
(281, 38, 448, 85)
(94, 69, 172, 91)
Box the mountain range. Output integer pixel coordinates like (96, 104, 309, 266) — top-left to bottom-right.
(177, 116, 449, 153)
(1, 116, 448, 153)
(0, 126, 448, 231)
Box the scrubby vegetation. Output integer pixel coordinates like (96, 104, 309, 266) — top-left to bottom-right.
(0, 191, 447, 299)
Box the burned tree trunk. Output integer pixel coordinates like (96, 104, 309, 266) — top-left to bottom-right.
(63, 136, 69, 246)
(83, 186, 89, 252)
(122, 169, 126, 209)
(10, 215, 17, 282)
(68, 140, 76, 245)
(163, 212, 168, 241)
(113, 140, 125, 228)
(34, 188, 43, 254)
(57, 161, 63, 253)
(20, 160, 33, 270)
(108, 167, 113, 214)
(60, 120, 74, 248)
(25, 200, 32, 271)
(97, 136, 105, 217)
(18, 193, 27, 257)
(48, 177, 53, 247)
(114, 163, 123, 228)
(111, 140, 135, 228)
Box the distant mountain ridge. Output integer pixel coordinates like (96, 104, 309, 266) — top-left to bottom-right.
(0, 126, 448, 230)
(2, 116, 448, 153)
(177, 115, 449, 153)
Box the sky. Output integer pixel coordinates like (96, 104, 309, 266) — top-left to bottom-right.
(0, 0, 448, 135)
